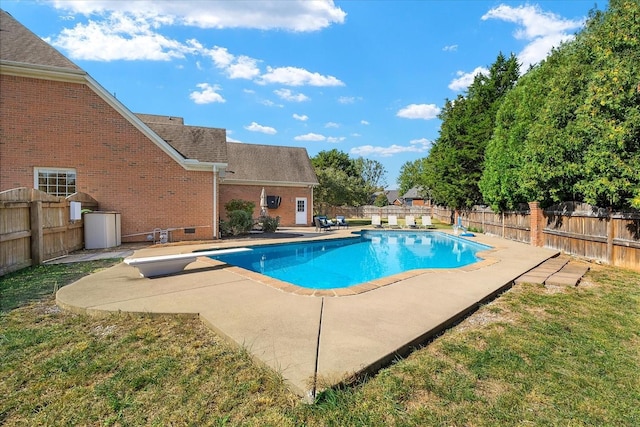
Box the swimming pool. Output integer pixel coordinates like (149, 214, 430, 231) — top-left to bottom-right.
(209, 231, 491, 290)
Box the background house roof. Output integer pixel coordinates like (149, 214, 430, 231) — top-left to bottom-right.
(402, 187, 423, 199)
(225, 142, 318, 186)
(137, 114, 228, 164)
(386, 190, 401, 204)
(0, 10, 81, 71)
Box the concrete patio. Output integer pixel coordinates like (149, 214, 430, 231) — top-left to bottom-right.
(56, 228, 559, 401)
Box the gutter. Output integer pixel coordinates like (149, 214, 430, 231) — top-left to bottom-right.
(221, 179, 319, 187)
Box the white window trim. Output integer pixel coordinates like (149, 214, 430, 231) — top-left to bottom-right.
(34, 167, 77, 196)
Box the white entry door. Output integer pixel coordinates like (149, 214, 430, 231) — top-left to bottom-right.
(295, 197, 307, 225)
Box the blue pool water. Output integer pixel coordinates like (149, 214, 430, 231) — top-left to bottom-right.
(209, 231, 491, 290)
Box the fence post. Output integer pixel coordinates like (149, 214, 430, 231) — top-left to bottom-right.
(606, 209, 614, 264)
(528, 201, 544, 247)
(30, 201, 44, 265)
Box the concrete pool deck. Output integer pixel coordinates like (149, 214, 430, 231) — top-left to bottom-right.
(56, 228, 559, 400)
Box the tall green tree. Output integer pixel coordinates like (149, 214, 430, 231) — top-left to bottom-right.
(311, 150, 372, 212)
(313, 167, 367, 213)
(425, 53, 520, 209)
(311, 149, 358, 177)
(354, 157, 388, 196)
(481, 0, 640, 209)
(397, 158, 427, 196)
(572, 0, 640, 208)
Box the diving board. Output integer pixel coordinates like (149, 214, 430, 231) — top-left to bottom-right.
(124, 247, 251, 277)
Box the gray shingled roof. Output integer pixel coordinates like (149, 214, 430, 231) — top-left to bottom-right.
(0, 10, 81, 71)
(226, 142, 318, 185)
(402, 187, 423, 199)
(137, 114, 227, 164)
(386, 190, 400, 203)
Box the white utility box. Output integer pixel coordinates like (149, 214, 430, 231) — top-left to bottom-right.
(70, 201, 82, 221)
(84, 211, 121, 249)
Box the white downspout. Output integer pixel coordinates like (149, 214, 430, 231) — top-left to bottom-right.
(310, 185, 314, 224)
(213, 166, 219, 239)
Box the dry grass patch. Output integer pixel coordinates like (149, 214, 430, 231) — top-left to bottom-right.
(1, 296, 300, 426)
(2, 258, 639, 426)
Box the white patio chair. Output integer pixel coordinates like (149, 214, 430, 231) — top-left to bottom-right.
(421, 215, 435, 229)
(387, 215, 401, 229)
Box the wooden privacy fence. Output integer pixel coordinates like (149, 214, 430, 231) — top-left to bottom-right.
(331, 205, 433, 219)
(442, 202, 639, 271)
(543, 202, 640, 271)
(458, 205, 531, 244)
(0, 188, 98, 275)
(432, 205, 454, 225)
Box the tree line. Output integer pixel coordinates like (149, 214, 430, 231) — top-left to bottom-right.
(311, 149, 388, 214)
(399, 0, 639, 211)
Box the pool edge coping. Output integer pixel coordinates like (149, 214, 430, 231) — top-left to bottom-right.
(197, 232, 504, 297)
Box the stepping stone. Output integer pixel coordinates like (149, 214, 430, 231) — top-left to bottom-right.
(544, 262, 590, 287)
(515, 272, 550, 284)
(514, 255, 570, 284)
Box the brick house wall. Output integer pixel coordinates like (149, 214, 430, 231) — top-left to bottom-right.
(0, 74, 215, 242)
(219, 184, 314, 226)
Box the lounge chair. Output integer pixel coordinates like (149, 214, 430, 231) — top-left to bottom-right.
(371, 214, 382, 228)
(387, 215, 401, 229)
(421, 215, 435, 229)
(314, 216, 332, 232)
(336, 215, 349, 228)
(316, 215, 335, 226)
(405, 215, 417, 228)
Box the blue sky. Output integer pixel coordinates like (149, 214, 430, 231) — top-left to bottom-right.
(3, 1, 604, 189)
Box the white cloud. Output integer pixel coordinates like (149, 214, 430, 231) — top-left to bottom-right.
(326, 136, 345, 143)
(259, 66, 344, 87)
(445, 5, 584, 92)
(294, 133, 327, 142)
(203, 46, 261, 80)
(410, 138, 433, 148)
(47, 2, 346, 93)
(293, 114, 308, 121)
(350, 139, 432, 158)
(396, 104, 441, 120)
(189, 83, 225, 104)
(274, 88, 309, 102)
(338, 96, 356, 104)
(49, 12, 192, 61)
(260, 100, 284, 108)
(448, 67, 489, 91)
(361, 120, 370, 125)
(226, 55, 261, 79)
(517, 32, 573, 70)
(244, 122, 277, 135)
(51, 1, 346, 32)
(482, 4, 584, 69)
(325, 122, 340, 128)
(205, 46, 234, 67)
(443, 44, 458, 52)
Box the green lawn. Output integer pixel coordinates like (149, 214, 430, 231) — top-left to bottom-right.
(1, 260, 639, 426)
